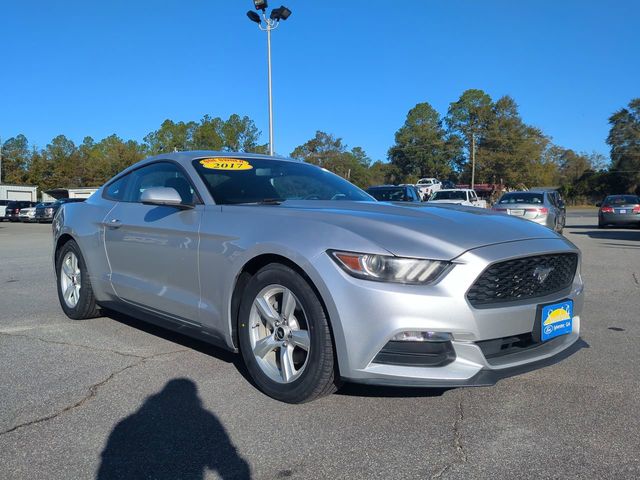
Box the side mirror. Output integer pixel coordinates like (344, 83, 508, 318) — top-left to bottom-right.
(595, 202, 601, 207)
(140, 187, 193, 209)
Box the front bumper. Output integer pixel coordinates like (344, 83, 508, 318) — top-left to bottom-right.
(312, 237, 584, 387)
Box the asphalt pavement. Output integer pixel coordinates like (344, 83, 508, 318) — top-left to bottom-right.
(1, 211, 639, 479)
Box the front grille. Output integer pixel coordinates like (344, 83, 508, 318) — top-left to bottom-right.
(467, 253, 578, 307)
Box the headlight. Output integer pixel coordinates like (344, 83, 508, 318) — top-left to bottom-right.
(329, 250, 451, 285)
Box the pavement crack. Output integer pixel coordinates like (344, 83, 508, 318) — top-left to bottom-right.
(633, 272, 639, 286)
(0, 331, 144, 359)
(0, 348, 188, 437)
(431, 397, 467, 479)
(453, 399, 467, 463)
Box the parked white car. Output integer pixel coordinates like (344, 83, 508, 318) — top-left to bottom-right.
(415, 178, 442, 199)
(18, 206, 37, 222)
(428, 189, 487, 208)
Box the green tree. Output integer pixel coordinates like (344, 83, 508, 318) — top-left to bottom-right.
(45, 135, 80, 189)
(290, 131, 373, 187)
(388, 102, 462, 181)
(445, 89, 493, 184)
(548, 147, 593, 184)
(477, 96, 552, 186)
(144, 114, 267, 155)
(607, 98, 640, 193)
(1, 134, 30, 184)
(144, 119, 197, 155)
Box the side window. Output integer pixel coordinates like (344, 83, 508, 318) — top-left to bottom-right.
(547, 193, 556, 206)
(126, 162, 197, 204)
(104, 174, 130, 201)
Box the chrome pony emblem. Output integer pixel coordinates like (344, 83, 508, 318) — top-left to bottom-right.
(532, 266, 553, 284)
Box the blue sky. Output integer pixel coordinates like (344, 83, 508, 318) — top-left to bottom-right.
(2, 0, 638, 162)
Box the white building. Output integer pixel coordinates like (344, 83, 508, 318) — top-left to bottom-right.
(43, 187, 99, 201)
(0, 184, 38, 201)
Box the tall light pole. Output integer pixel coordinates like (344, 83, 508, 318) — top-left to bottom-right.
(247, 2, 292, 156)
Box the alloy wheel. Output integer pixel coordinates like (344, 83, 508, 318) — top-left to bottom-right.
(60, 251, 81, 308)
(248, 285, 311, 384)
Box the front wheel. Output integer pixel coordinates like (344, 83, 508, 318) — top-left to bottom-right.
(238, 263, 339, 403)
(55, 239, 101, 319)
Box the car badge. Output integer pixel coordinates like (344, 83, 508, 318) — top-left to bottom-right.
(532, 266, 553, 284)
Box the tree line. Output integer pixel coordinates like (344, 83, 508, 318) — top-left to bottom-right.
(1, 91, 639, 202)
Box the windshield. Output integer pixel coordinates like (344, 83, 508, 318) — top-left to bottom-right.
(499, 193, 544, 204)
(604, 195, 639, 205)
(192, 157, 373, 205)
(366, 188, 405, 201)
(431, 191, 466, 201)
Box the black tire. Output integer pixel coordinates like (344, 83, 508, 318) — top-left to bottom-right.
(55, 239, 101, 320)
(598, 222, 605, 229)
(238, 263, 340, 403)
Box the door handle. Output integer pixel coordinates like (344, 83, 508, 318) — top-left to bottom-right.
(107, 218, 122, 229)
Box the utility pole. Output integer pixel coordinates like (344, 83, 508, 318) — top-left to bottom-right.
(471, 133, 476, 189)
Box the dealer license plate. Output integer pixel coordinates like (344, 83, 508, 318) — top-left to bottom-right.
(540, 300, 573, 342)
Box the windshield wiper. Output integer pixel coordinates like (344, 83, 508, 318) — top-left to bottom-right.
(257, 198, 285, 205)
(226, 198, 285, 205)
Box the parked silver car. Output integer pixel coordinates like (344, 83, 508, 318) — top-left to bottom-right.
(53, 152, 583, 403)
(493, 190, 566, 233)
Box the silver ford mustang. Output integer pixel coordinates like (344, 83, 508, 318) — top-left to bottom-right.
(52, 151, 584, 403)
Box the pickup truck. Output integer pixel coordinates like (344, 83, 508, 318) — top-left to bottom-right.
(427, 189, 487, 208)
(415, 178, 442, 200)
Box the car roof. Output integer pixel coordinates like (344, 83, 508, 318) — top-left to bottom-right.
(112, 151, 305, 181)
(147, 151, 301, 165)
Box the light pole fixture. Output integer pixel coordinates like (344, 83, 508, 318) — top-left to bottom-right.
(246, 3, 292, 156)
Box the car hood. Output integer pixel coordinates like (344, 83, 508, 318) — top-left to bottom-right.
(247, 200, 561, 260)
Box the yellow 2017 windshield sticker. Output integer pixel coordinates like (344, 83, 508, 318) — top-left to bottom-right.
(199, 158, 253, 171)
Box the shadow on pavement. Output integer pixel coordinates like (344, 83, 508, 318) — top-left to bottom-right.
(97, 378, 251, 480)
(570, 228, 640, 242)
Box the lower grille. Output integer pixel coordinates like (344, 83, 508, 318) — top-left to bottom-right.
(467, 253, 578, 307)
(476, 333, 540, 359)
(372, 341, 455, 367)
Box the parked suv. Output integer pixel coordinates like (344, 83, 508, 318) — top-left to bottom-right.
(36, 198, 85, 222)
(366, 185, 422, 202)
(34, 202, 55, 222)
(4, 201, 38, 222)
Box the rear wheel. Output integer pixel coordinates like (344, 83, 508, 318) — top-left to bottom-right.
(56, 240, 100, 319)
(238, 263, 339, 403)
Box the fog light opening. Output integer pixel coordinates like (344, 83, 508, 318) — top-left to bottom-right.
(392, 331, 453, 342)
